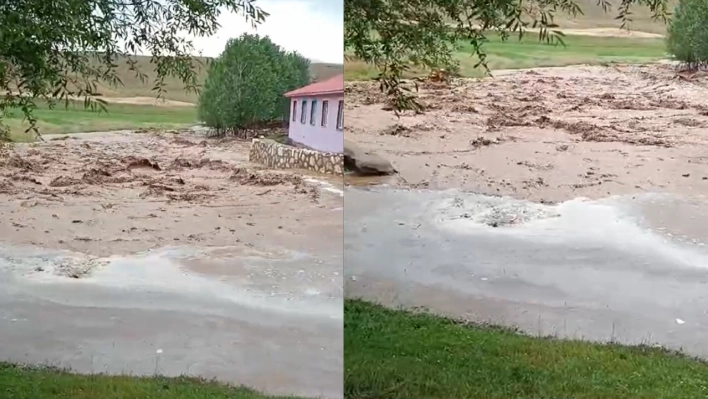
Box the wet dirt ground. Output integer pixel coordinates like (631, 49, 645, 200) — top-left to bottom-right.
(0, 131, 343, 398)
(344, 62, 708, 355)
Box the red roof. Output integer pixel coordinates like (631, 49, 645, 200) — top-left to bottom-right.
(284, 74, 343, 98)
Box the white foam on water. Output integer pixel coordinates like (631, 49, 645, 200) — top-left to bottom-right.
(101, 249, 341, 320)
(2, 245, 342, 321)
(431, 193, 708, 271)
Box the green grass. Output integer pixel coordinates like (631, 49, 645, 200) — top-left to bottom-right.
(344, 33, 667, 80)
(0, 362, 301, 399)
(3, 100, 198, 142)
(345, 299, 708, 399)
(0, 54, 342, 141)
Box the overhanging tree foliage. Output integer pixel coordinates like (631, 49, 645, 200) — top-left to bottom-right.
(0, 0, 268, 139)
(344, 0, 671, 112)
(197, 34, 310, 137)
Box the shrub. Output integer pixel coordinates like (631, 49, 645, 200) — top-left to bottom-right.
(198, 34, 310, 136)
(667, 0, 708, 68)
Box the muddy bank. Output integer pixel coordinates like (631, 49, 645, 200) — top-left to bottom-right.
(0, 131, 343, 267)
(346, 63, 708, 202)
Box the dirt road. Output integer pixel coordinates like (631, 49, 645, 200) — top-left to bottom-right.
(346, 63, 708, 203)
(0, 130, 344, 398)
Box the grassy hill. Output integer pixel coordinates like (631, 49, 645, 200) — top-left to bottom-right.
(89, 55, 343, 103)
(2, 55, 342, 141)
(345, 0, 676, 81)
(552, 0, 677, 33)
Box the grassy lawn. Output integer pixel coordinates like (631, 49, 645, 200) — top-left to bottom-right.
(3, 100, 198, 142)
(344, 33, 667, 80)
(345, 299, 708, 399)
(0, 362, 301, 399)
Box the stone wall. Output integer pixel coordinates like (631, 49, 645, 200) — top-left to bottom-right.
(249, 139, 343, 175)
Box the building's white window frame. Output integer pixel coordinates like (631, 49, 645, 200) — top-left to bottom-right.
(291, 100, 297, 122)
(321, 100, 329, 127)
(336, 100, 344, 130)
(310, 99, 317, 126)
(300, 100, 307, 124)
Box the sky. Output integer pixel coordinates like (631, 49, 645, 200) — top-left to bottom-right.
(190, 0, 343, 64)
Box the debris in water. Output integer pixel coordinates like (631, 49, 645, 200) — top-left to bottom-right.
(676, 318, 686, 325)
(52, 256, 108, 278)
(125, 157, 161, 171)
(439, 196, 560, 227)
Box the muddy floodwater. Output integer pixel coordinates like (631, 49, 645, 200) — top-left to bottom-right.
(346, 63, 708, 202)
(343, 62, 708, 357)
(345, 187, 708, 356)
(0, 130, 344, 398)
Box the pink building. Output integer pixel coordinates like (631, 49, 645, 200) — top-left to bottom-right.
(284, 75, 344, 153)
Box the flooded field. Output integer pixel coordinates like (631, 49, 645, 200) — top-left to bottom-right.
(0, 130, 344, 398)
(344, 62, 708, 358)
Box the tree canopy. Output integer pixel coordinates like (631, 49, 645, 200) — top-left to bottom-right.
(344, 0, 671, 112)
(666, 0, 708, 67)
(198, 34, 310, 136)
(0, 0, 268, 139)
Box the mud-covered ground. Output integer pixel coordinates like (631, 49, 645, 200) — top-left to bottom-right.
(0, 130, 343, 276)
(346, 63, 708, 202)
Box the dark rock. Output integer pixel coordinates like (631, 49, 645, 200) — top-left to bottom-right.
(343, 140, 396, 176)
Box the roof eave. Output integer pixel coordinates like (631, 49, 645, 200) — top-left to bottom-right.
(284, 89, 344, 98)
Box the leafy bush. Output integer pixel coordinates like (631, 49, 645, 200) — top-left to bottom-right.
(667, 0, 708, 67)
(198, 34, 310, 136)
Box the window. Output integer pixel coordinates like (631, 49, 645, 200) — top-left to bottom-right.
(291, 101, 297, 122)
(300, 100, 307, 124)
(336, 100, 344, 130)
(321, 100, 329, 127)
(310, 99, 317, 126)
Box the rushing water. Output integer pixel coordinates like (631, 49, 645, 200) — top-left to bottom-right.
(345, 188, 708, 357)
(0, 244, 343, 398)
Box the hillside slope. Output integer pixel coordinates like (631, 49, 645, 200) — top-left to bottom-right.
(553, 0, 677, 34)
(90, 55, 343, 103)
